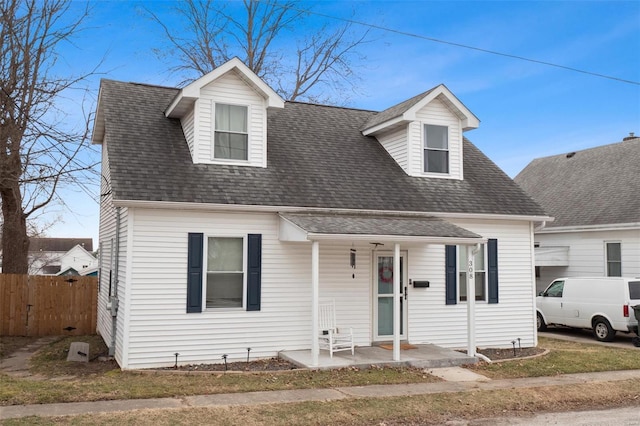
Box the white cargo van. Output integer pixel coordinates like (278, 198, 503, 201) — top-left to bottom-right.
(536, 277, 640, 342)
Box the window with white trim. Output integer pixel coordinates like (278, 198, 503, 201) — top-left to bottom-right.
(458, 244, 486, 301)
(214, 103, 248, 160)
(424, 124, 449, 173)
(605, 242, 622, 277)
(206, 237, 244, 308)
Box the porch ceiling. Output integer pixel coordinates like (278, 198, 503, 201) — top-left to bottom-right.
(279, 212, 484, 244)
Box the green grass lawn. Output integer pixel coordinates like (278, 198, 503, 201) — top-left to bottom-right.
(1, 335, 639, 406)
(468, 336, 640, 379)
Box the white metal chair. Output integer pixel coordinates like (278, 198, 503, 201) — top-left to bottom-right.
(318, 300, 354, 357)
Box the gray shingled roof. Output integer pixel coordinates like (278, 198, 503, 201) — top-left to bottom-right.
(361, 88, 436, 130)
(281, 212, 481, 239)
(515, 138, 640, 228)
(99, 79, 545, 217)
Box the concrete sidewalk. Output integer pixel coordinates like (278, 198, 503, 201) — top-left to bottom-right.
(2, 369, 639, 420)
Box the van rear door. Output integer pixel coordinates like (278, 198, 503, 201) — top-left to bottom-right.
(629, 280, 640, 326)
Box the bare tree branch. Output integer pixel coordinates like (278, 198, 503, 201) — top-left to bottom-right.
(0, 0, 99, 273)
(149, 0, 369, 103)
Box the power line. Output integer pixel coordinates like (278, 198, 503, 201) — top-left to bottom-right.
(276, 3, 640, 86)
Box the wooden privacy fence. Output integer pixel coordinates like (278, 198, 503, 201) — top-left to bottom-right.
(0, 274, 98, 336)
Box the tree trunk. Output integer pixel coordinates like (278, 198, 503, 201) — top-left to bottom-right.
(1, 182, 29, 274)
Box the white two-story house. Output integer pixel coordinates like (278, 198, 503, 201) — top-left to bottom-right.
(93, 58, 547, 369)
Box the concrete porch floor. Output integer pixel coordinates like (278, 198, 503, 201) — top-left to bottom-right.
(280, 344, 477, 369)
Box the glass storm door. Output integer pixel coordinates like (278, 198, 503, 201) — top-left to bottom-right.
(374, 253, 407, 340)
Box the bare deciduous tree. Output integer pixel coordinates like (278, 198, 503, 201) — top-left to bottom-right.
(0, 0, 98, 274)
(149, 0, 369, 103)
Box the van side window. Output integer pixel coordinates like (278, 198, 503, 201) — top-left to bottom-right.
(629, 281, 640, 300)
(545, 280, 564, 297)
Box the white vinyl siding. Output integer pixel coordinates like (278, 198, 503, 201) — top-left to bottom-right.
(535, 229, 640, 293)
(96, 138, 130, 367)
(123, 209, 373, 369)
(376, 127, 409, 172)
(194, 70, 266, 167)
(407, 219, 536, 349)
(116, 207, 537, 368)
(181, 108, 195, 158)
(408, 98, 463, 179)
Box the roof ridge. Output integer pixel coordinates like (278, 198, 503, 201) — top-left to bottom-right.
(285, 100, 377, 113)
(101, 78, 179, 91)
(535, 138, 638, 161)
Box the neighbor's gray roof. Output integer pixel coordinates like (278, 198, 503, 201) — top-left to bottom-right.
(29, 238, 93, 253)
(515, 138, 640, 228)
(280, 212, 482, 239)
(98, 79, 545, 217)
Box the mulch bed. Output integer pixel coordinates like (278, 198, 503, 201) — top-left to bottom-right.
(459, 347, 546, 361)
(158, 346, 548, 372)
(161, 357, 299, 372)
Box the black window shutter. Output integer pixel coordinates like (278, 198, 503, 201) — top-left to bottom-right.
(445, 245, 457, 305)
(186, 233, 204, 313)
(246, 234, 262, 311)
(488, 238, 499, 304)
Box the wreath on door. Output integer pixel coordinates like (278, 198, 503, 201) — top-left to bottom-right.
(379, 265, 393, 283)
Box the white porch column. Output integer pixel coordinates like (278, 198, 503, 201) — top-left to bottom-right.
(393, 243, 401, 361)
(467, 244, 479, 357)
(311, 240, 320, 367)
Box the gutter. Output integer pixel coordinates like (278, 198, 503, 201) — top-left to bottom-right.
(111, 199, 553, 223)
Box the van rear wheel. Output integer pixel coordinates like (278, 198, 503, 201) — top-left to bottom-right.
(592, 318, 615, 342)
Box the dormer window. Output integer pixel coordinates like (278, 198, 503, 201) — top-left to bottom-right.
(214, 103, 248, 160)
(424, 124, 449, 174)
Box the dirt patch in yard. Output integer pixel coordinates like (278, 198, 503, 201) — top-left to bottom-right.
(0, 336, 41, 359)
(477, 346, 546, 361)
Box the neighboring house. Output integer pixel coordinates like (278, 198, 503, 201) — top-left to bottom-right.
(515, 135, 640, 293)
(56, 244, 99, 276)
(93, 58, 547, 370)
(28, 238, 94, 275)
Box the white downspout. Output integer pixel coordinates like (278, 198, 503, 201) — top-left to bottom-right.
(393, 243, 401, 361)
(467, 243, 480, 358)
(109, 207, 121, 357)
(311, 240, 320, 367)
(534, 221, 546, 232)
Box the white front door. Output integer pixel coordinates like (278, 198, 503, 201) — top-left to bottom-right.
(374, 252, 408, 341)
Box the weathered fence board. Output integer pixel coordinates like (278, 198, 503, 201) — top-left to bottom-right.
(0, 274, 98, 336)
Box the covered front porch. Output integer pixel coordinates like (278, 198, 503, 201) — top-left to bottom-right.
(280, 343, 477, 370)
(279, 211, 487, 367)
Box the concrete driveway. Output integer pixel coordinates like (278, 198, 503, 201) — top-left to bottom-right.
(539, 327, 640, 349)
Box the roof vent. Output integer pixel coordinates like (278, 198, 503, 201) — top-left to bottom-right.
(566, 152, 576, 158)
(623, 132, 637, 141)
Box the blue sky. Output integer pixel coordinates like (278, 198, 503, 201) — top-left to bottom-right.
(43, 0, 640, 245)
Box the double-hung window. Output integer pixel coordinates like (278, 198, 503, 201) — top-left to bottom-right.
(605, 242, 622, 277)
(424, 124, 449, 173)
(458, 244, 486, 301)
(446, 240, 498, 305)
(206, 237, 244, 308)
(214, 103, 248, 160)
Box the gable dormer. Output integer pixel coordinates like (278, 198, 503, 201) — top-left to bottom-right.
(166, 58, 284, 167)
(361, 85, 479, 180)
